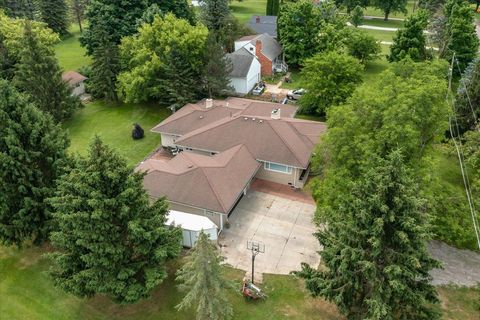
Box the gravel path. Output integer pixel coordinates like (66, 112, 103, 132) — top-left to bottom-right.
(428, 240, 480, 287)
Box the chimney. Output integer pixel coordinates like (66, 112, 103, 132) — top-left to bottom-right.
(255, 40, 262, 55)
(271, 108, 281, 120)
(205, 98, 213, 109)
(256, 16, 261, 23)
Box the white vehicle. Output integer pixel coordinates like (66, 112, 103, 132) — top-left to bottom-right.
(286, 88, 306, 100)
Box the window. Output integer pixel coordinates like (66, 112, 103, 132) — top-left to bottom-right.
(264, 162, 292, 174)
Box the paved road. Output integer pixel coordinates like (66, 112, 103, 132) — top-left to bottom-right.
(428, 240, 480, 287)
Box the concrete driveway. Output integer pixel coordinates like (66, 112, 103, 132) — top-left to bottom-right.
(219, 190, 320, 279)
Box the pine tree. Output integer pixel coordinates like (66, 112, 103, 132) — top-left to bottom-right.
(0, 0, 37, 19)
(388, 9, 431, 62)
(48, 137, 182, 303)
(0, 80, 69, 246)
(90, 23, 120, 101)
(14, 21, 81, 122)
(296, 151, 441, 320)
(176, 231, 234, 320)
(440, 0, 479, 74)
(200, 0, 232, 45)
(202, 35, 233, 98)
(455, 58, 480, 133)
(38, 0, 69, 36)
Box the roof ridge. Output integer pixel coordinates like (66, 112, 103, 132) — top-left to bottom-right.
(266, 119, 309, 167)
(176, 116, 238, 144)
(200, 166, 229, 212)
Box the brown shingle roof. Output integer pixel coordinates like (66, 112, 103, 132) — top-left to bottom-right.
(152, 98, 298, 136)
(61, 71, 87, 86)
(175, 115, 326, 168)
(137, 145, 260, 214)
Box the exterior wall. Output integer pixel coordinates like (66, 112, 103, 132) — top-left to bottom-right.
(229, 77, 248, 94)
(71, 82, 85, 97)
(161, 133, 179, 148)
(229, 57, 260, 95)
(169, 202, 226, 231)
(255, 163, 303, 187)
(234, 40, 251, 52)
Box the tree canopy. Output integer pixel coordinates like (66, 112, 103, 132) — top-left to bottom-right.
(389, 9, 431, 62)
(297, 151, 441, 320)
(38, 0, 69, 36)
(371, 0, 408, 21)
(455, 58, 480, 133)
(13, 21, 81, 122)
(48, 137, 182, 303)
(176, 232, 234, 320)
(299, 51, 363, 116)
(118, 14, 209, 107)
(0, 80, 69, 246)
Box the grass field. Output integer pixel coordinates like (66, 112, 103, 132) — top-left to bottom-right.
(64, 101, 170, 166)
(1, 245, 479, 320)
(230, 0, 266, 23)
(55, 24, 91, 71)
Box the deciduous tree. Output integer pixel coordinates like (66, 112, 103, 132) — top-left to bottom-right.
(296, 151, 441, 320)
(299, 51, 363, 115)
(350, 5, 364, 26)
(371, 0, 408, 20)
(70, 0, 88, 33)
(335, 0, 370, 13)
(0, 80, 69, 246)
(149, 0, 195, 24)
(48, 137, 182, 303)
(14, 21, 81, 122)
(38, 0, 69, 36)
(455, 58, 480, 133)
(439, 0, 479, 74)
(176, 231, 234, 320)
(346, 28, 381, 63)
(118, 14, 208, 106)
(388, 9, 431, 62)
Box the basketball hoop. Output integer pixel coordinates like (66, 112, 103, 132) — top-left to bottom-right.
(247, 240, 265, 284)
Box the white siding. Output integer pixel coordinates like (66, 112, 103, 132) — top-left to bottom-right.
(229, 57, 261, 95)
(229, 77, 248, 94)
(71, 82, 85, 97)
(160, 133, 177, 148)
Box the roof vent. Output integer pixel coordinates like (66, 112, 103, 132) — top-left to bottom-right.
(205, 98, 213, 109)
(187, 164, 194, 168)
(199, 115, 204, 119)
(271, 108, 281, 120)
(252, 118, 256, 121)
(226, 102, 229, 108)
(244, 117, 248, 121)
(259, 120, 263, 123)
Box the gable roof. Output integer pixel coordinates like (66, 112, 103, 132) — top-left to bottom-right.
(151, 98, 298, 136)
(247, 16, 277, 38)
(175, 115, 326, 168)
(226, 48, 256, 78)
(62, 71, 87, 86)
(237, 33, 282, 61)
(137, 145, 260, 214)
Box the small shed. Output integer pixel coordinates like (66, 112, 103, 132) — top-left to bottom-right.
(166, 210, 218, 248)
(62, 71, 87, 97)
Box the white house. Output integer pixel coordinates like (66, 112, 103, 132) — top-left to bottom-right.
(225, 48, 261, 95)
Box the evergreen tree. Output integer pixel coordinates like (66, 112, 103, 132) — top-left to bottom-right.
(202, 35, 233, 98)
(38, 0, 69, 36)
(455, 58, 480, 133)
(149, 0, 195, 24)
(81, 0, 147, 55)
(0, 0, 37, 19)
(136, 3, 164, 28)
(440, 0, 479, 74)
(48, 137, 182, 303)
(371, 0, 408, 20)
(90, 22, 120, 101)
(14, 21, 81, 122)
(388, 9, 431, 62)
(296, 151, 441, 320)
(0, 80, 69, 246)
(266, 0, 280, 15)
(176, 231, 234, 320)
(200, 0, 232, 45)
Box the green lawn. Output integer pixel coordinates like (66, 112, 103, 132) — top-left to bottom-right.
(64, 101, 170, 166)
(362, 28, 396, 42)
(0, 245, 340, 320)
(1, 245, 478, 320)
(230, 0, 267, 23)
(361, 18, 404, 29)
(356, 0, 415, 19)
(55, 24, 91, 71)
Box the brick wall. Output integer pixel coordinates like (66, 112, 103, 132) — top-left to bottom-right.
(255, 40, 273, 76)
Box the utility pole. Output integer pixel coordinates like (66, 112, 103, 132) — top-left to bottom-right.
(247, 240, 265, 284)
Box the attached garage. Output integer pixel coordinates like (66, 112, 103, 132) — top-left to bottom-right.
(166, 210, 218, 248)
